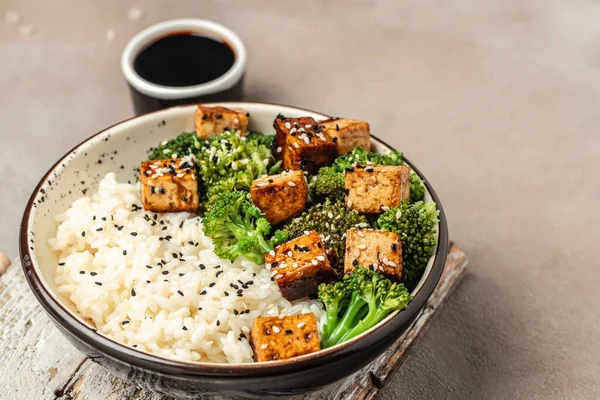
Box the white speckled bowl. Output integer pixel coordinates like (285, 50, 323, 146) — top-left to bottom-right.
(20, 102, 448, 398)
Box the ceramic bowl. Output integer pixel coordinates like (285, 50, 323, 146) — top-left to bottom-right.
(20, 102, 448, 398)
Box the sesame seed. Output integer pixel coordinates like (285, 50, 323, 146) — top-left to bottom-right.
(272, 326, 280, 333)
(285, 329, 293, 334)
(162, 271, 169, 275)
(352, 259, 359, 266)
(347, 200, 353, 207)
(269, 250, 275, 257)
(311, 260, 318, 266)
(275, 274, 284, 279)
(216, 320, 221, 326)
(130, 232, 138, 236)
(396, 211, 402, 219)
(388, 261, 397, 267)
(209, 282, 216, 287)
(95, 282, 102, 286)
(182, 326, 188, 331)
(260, 344, 269, 350)
(123, 250, 127, 256)
(122, 320, 129, 325)
(357, 244, 367, 250)
(357, 230, 365, 237)
(131, 289, 136, 296)
(316, 255, 325, 261)
(284, 122, 291, 129)
(96, 228, 103, 232)
(297, 322, 306, 328)
(288, 181, 296, 187)
(177, 290, 184, 296)
(277, 147, 282, 153)
(90, 272, 97, 276)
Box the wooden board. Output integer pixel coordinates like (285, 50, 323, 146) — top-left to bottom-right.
(0, 243, 466, 400)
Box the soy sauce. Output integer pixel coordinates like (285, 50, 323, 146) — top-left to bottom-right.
(134, 32, 235, 87)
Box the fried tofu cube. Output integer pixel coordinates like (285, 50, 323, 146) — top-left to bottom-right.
(194, 105, 249, 139)
(250, 170, 308, 225)
(345, 165, 410, 214)
(250, 314, 320, 362)
(273, 116, 337, 174)
(344, 228, 402, 280)
(139, 158, 199, 212)
(264, 231, 335, 301)
(318, 118, 371, 154)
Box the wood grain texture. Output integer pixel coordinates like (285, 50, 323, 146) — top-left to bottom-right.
(0, 243, 466, 400)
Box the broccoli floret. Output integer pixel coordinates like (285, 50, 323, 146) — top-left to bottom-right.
(319, 268, 412, 348)
(202, 191, 274, 264)
(311, 166, 345, 202)
(409, 171, 426, 203)
(148, 132, 202, 160)
(377, 200, 439, 282)
(196, 130, 281, 199)
(246, 131, 275, 147)
(274, 200, 369, 273)
(310, 147, 406, 203)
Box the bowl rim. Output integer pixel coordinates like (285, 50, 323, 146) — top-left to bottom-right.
(19, 102, 448, 377)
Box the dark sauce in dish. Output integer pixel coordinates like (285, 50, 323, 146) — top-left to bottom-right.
(134, 32, 235, 87)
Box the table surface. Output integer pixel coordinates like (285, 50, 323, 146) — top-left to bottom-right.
(1, 1, 599, 399)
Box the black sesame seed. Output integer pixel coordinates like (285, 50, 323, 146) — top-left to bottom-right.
(162, 270, 169, 275)
(209, 282, 216, 287)
(132, 344, 137, 348)
(179, 221, 184, 228)
(130, 232, 137, 236)
(81, 231, 86, 237)
(215, 265, 221, 269)
(233, 309, 239, 315)
(199, 264, 206, 270)
(352, 259, 358, 266)
(95, 282, 102, 286)
(188, 241, 194, 245)
(172, 253, 178, 258)
(131, 289, 136, 296)
(118, 226, 124, 231)
(200, 290, 207, 295)
(179, 273, 185, 277)
(123, 250, 127, 256)
(245, 309, 250, 314)
(92, 215, 96, 221)
(79, 270, 85, 274)
(90, 272, 98, 276)
(122, 320, 129, 325)
(146, 265, 153, 269)
(391, 243, 398, 251)
(177, 290, 184, 297)
(216, 270, 223, 277)
(216, 320, 221, 326)
(216, 113, 222, 119)
(182, 325, 188, 331)
(224, 291, 229, 296)
(285, 329, 293, 334)
(58, 262, 65, 266)
(344, 188, 350, 195)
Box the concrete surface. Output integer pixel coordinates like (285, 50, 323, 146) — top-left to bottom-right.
(1, 0, 599, 399)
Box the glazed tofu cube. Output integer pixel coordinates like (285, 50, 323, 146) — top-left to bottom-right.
(250, 170, 308, 225)
(344, 228, 402, 280)
(194, 105, 249, 139)
(264, 231, 335, 301)
(139, 158, 199, 212)
(273, 116, 337, 174)
(318, 118, 371, 154)
(250, 314, 320, 362)
(345, 165, 410, 214)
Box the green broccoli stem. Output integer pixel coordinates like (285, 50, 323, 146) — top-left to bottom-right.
(338, 306, 390, 343)
(256, 234, 274, 254)
(323, 292, 367, 348)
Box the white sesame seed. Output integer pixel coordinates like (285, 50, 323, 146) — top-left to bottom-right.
(388, 261, 397, 267)
(242, 326, 250, 333)
(357, 230, 365, 237)
(316, 256, 325, 261)
(288, 181, 296, 187)
(4, 11, 21, 24)
(347, 200, 353, 207)
(293, 143, 299, 148)
(371, 176, 377, 183)
(266, 263, 272, 270)
(328, 212, 333, 219)
(162, 149, 171, 154)
(257, 182, 268, 187)
(127, 7, 143, 21)
(275, 274, 284, 279)
(297, 322, 306, 328)
(277, 147, 282, 153)
(304, 125, 312, 129)
(260, 344, 269, 350)
(234, 118, 239, 125)
(231, 161, 237, 170)
(293, 262, 298, 268)
(381, 205, 390, 211)
(105, 29, 116, 41)
(304, 230, 311, 236)
(311, 260, 319, 266)
(287, 251, 293, 257)
(263, 159, 269, 165)
(285, 122, 291, 129)
(298, 127, 305, 132)
(176, 173, 184, 178)
(396, 211, 402, 219)
(290, 127, 297, 134)
(240, 158, 249, 165)
(357, 244, 367, 250)
(272, 326, 281, 333)
(269, 250, 275, 256)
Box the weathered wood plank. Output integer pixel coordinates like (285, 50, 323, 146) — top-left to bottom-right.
(1, 243, 466, 400)
(0, 266, 88, 400)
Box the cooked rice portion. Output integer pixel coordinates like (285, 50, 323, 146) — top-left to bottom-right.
(49, 173, 324, 363)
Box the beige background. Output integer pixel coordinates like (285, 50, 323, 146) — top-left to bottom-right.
(1, 0, 600, 399)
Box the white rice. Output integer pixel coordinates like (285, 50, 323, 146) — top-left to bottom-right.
(49, 173, 325, 363)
